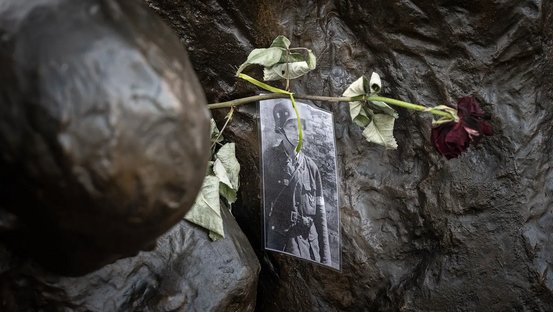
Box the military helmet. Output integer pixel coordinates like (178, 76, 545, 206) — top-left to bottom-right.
(273, 102, 306, 132)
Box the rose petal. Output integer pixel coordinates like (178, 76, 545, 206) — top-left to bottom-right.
(457, 96, 486, 118)
(431, 97, 492, 159)
(431, 123, 452, 155)
(431, 122, 470, 159)
(463, 126, 480, 139)
(480, 121, 493, 136)
(445, 123, 470, 155)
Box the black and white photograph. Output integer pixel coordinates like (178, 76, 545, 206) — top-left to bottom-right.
(260, 98, 340, 270)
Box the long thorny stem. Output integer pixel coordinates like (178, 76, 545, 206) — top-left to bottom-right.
(209, 74, 455, 153)
(208, 93, 453, 118)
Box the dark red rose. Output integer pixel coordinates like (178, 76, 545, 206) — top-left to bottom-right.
(431, 96, 492, 159)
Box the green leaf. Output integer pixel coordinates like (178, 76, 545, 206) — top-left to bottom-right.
(236, 47, 283, 76)
(209, 232, 224, 241)
(213, 159, 232, 187)
(369, 72, 381, 94)
(344, 73, 397, 134)
(206, 160, 214, 176)
(270, 35, 291, 49)
(343, 76, 369, 97)
(210, 119, 223, 144)
(343, 72, 381, 98)
(213, 143, 240, 204)
(362, 113, 398, 149)
(280, 52, 304, 63)
(219, 183, 237, 205)
(343, 76, 370, 127)
(213, 158, 238, 204)
(369, 101, 398, 118)
(306, 49, 317, 70)
(349, 101, 371, 127)
(214, 143, 240, 189)
(185, 175, 225, 240)
(237, 35, 316, 81)
(365, 72, 398, 117)
(263, 61, 311, 81)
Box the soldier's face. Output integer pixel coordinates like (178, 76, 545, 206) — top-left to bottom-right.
(282, 119, 299, 146)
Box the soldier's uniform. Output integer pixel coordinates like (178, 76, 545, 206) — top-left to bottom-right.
(264, 142, 331, 265)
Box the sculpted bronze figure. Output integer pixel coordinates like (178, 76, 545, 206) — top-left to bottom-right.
(0, 0, 210, 275)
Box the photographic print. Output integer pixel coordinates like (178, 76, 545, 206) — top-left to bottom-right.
(260, 98, 340, 270)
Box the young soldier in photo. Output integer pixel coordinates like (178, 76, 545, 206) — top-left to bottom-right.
(264, 102, 331, 265)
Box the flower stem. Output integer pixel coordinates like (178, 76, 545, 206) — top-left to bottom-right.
(210, 106, 234, 151)
(208, 93, 452, 118)
(235, 74, 303, 153)
(289, 94, 303, 153)
(366, 96, 451, 117)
